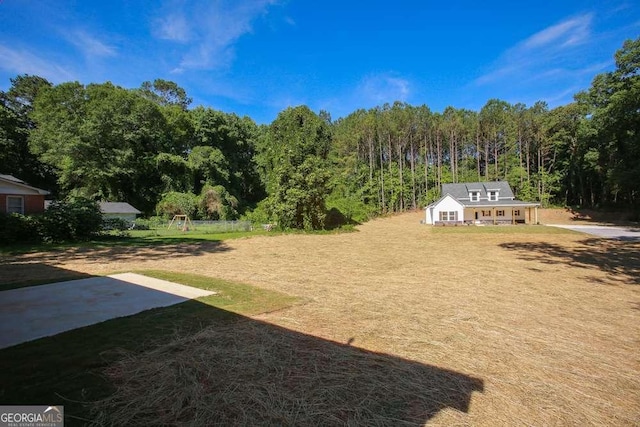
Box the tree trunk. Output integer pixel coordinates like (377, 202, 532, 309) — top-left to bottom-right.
(379, 137, 386, 212)
(436, 130, 442, 188)
(398, 138, 404, 211)
(410, 135, 416, 209)
(476, 129, 481, 181)
(425, 134, 430, 200)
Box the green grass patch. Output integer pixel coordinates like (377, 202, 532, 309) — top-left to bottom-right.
(0, 271, 301, 425)
(431, 225, 578, 234)
(0, 229, 270, 255)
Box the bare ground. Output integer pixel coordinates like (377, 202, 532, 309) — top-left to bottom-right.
(2, 212, 639, 425)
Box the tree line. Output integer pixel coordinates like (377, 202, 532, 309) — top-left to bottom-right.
(1, 37, 638, 229)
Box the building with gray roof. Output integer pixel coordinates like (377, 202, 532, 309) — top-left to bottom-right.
(425, 182, 540, 225)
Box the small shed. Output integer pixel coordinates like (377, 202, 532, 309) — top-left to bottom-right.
(99, 202, 141, 222)
(0, 174, 50, 215)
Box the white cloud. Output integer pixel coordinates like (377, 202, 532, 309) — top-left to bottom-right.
(153, 0, 279, 71)
(0, 44, 75, 82)
(65, 30, 117, 58)
(358, 73, 411, 105)
(476, 13, 593, 86)
(154, 13, 191, 42)
(523, 15, 591, 49)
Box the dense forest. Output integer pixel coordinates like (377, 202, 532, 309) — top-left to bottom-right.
(1, 38, 638, 229)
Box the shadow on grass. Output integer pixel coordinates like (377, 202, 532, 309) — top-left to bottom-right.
(0, 263, 95, 291)
(0, 240, 230, 287)
(500, 238, 640, 285)
(566, 207, 638, 226)
(0, 270, 483, 425)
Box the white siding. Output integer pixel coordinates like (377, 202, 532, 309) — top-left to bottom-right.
(103, 213, 137, 222)
(426, 195, 464, 224)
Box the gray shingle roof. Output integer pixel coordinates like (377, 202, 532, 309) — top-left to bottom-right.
(99, 202, 141, 214)
(434, 181, 539, 208)
(0, 174, 26, 184)
(441, 181, 515, 200)
(0, 174, 50, 195)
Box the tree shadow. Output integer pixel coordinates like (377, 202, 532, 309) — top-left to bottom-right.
(0, 276, 483, 425)
(0, 263, 95, 291)
(499, 238, 640, 285)
(324, 207, 362, 230)
(566, 207, 638, 226)
(0, 240, 230, 286)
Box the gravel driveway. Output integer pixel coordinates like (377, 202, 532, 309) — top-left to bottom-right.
(547, 224, 640, 240)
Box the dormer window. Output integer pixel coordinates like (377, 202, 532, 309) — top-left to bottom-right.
(469, 191, 480, 202)
(488, 190, 499, 201)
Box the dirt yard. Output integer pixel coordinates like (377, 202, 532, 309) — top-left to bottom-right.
(2, 212, 639, 425)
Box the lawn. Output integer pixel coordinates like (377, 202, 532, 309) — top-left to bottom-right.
(1, 212, 639, 425)
(0, 228, 267, 257)
(0, 271, 300, 424)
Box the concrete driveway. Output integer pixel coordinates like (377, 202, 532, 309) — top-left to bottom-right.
(547, 224, 640, 241)
(0, 273, 215, 349)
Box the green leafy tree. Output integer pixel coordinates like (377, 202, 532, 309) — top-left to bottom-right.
(199, 184, 239, 220)
(29, 82, 169, 212)
(577, 37, 640, 206)
(139, 79, 192, 110)
(258, 105, 332, 230)
(0, 75, 54, 189)
(156, 192, 199, 218)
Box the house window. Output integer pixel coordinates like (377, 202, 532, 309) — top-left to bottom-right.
(7, 196, 24, 214)
(439, 211, 458, 221)
(469, 191, 480, 202)
(496, 210, 505, 217)
(488, 191, 499, 201)
(514, 210, 521, 216)
(481, 210, 491, 216)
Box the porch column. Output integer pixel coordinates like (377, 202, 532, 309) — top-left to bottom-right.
(493, 208, 496, 225)
(512, 208, 515, 225)
(534, 206, 538, 224)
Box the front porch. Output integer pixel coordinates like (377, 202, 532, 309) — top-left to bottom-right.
(464, 206, 539, 225)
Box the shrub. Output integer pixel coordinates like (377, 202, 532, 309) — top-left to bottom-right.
(156, 192, 198, 219)
(198, 185, 239, 220)
(41, 198, 103, 242)
(133, 216, 163, 230)
(102, 217, 130, 231)
(0, 212, 43, 244)
(241, 199, 273, 226)
(102, 217, 131, 237)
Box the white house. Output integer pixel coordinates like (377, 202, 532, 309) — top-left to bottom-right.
(99, 202, 141, 223)
(425, 181, 539, 225)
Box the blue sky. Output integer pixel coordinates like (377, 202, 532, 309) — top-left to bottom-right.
(1, 1, 638, 124)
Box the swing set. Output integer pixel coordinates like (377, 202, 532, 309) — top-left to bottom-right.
(167, 215, 194, 231)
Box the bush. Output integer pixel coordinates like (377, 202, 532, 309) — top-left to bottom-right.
(241, 199, 273, 226)
(156, 192, 198, 219)
(133, 216, 163, 230)
(325, 195, 376, 225)
(102, 217, 131, 237)
(0, 212, 43, 244)
(102, 217, 130, 231)
(41, 198, 103, 242)
(199, 185, 239, 220)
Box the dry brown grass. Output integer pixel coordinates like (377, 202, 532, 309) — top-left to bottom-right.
(538, 207, 638, 225)
(4, 212, 640, 425)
